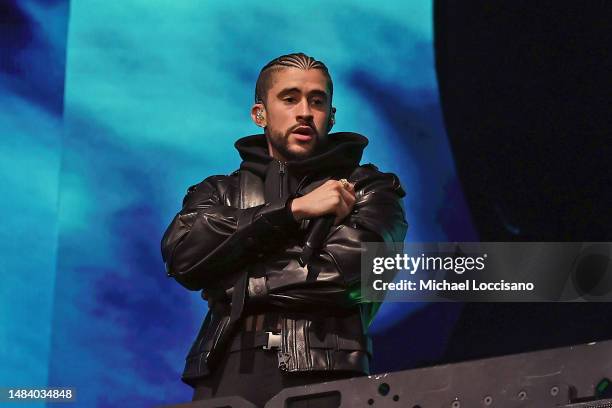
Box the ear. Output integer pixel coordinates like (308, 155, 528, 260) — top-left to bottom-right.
(327, 106, 336, 131)
(251, 103, 266, 128)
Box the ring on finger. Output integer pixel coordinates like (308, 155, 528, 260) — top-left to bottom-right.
(339, 178, 350, 189)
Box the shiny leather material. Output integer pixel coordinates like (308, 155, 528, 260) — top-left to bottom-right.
(161, 133, 408, 386)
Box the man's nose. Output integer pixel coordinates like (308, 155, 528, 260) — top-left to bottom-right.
(296, 99, 313, 120)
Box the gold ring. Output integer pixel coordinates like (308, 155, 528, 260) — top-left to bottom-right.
(339, 178, 349, 189)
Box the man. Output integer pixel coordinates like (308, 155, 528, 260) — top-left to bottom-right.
(161, 52, 407, 406)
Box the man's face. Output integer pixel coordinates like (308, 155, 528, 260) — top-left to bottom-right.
(256, 67, 333, 161)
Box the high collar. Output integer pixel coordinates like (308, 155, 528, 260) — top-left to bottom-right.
(235, 132, 369, 178)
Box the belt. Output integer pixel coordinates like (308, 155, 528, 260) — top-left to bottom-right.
(226, 331, 282, 352)
(224, 330, 370, 353)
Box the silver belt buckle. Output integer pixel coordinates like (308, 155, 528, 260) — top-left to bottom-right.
(263, 332, 281, 350)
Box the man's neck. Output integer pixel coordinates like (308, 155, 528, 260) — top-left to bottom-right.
(267, 144, 288, 163)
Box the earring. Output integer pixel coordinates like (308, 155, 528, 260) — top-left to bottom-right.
(330, 113, 335, 126)
(256, 110, 264, 122)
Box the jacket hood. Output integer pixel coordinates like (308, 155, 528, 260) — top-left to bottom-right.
(235, 132, 369, 178)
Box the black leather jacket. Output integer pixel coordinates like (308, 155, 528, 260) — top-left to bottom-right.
(161, 132, 407, 385)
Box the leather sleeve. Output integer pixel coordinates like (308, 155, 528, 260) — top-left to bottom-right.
(161, 176, 298, 291)
(262, 166, 408, 308)
(324, 166, 408, 285)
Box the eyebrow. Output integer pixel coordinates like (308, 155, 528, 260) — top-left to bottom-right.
(276, 88, 329, 99)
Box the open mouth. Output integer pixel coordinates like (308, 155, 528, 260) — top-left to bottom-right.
(291, 126, 315, 141)
(292, 126, 314, 135)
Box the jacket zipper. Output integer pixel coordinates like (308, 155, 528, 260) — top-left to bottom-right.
(279, 161, 286, 198)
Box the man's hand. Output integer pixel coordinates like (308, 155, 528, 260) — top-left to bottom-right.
(291, 179, 356, 225)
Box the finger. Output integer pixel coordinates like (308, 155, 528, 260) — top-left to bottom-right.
(346, 185, 356, 200)
(345, 193, 356, 210)
(331, 179, 351, 190)
(337, 179, 355, 194)
(324, 179, 339, 189)
(338, 184, 355, 204)
(345, 182, 356, 196)
(329, 180, 345, 191)
(334, 197, 350, 225)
